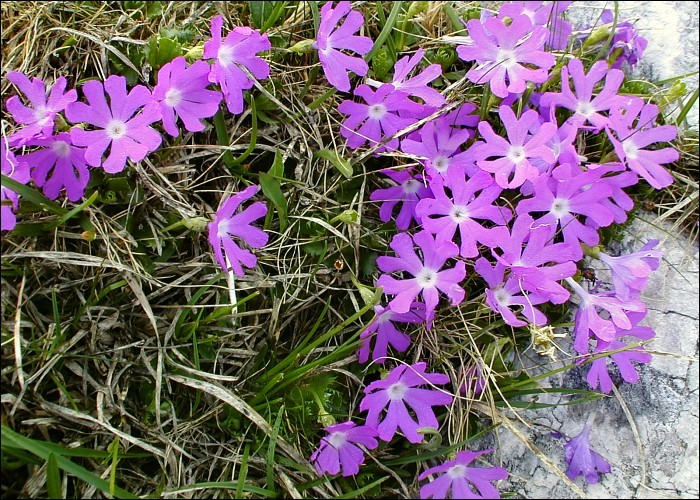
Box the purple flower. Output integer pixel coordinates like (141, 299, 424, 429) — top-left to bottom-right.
(586, 163, 638, 225)
(16, 132, 89, 202)
(471, 106, 556, 189)
(456, 15, 555, 98)
(369, 168, 432, 230)
(597, 240, 663, 300)
(1, 140, 31, 231)
(313, 1, 373, 92)
(376, 231, 466, 318)
(605, 96, 679, 189)
(400, 118, 476, 179)
(562, 418, 611, 484)
(419, 448, 508, 499)
(475, 257, 549, 327)
(153, 57, 222, 136)
(310, 421, 379, 477)
(416, 169, 511, 258)
(540, 58, 624, 131)
(203, 16, 271, 114)
(385, 48, 445, 107)
(5, 72, 77, 145)
(516, 164, 616, 259)
(601, 10, 648, 70)
(208, 185, 269, 276)
(65, 75, 162, 173)
(359, 362, 453, 443)
(498, 1, 573, 50)
(565, 277, 647, 354)
(459, 364, 487, 397)
(586, 339, 653, 394)
(358, 302, 427, 364)
(493, 214, 578, 305)
(338, 84, 425, 152)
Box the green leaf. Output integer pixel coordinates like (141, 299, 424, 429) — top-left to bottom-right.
(314, 149, 353, 179)
(145, 36, 183, 71)
(1, 174, 68, 216)
(160, 26, 196, 43)
(259, 155, 288, 231)
(269, 148, 285, 178)
(248, 1, 277, 29)
(146, 1, 163, 18)
(46, 453, 62, 499)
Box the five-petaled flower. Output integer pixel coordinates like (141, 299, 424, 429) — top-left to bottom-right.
(360, 362, 453, 443)
(310, 421, 379, 477)
(208, 185, 269, 276)
(419, 448, 508, 499)
(1, 140, 31, 231)
(358, 302, 428, 364)
(561, 417, 611, 484)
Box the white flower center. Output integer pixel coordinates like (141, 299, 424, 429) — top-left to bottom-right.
(165, 87, 183, 107)
(368, 103, 387, 120)
(550, 197, 570, 218)
(622, 140, 638, 160)
(217, 220, 231, 239)
(449, 205, 469, 223)
(34, 106, 50, 124)
(387, 382, 408, 400)
(52, 140, 71, 159)
(401, 178, 421, 194)
(327, 431, 348, 448)
(432, 155, 449, 172)
(416, 267, 437, 288)
(218, 45, 234, 67)
(496, 49, 517, 69)
(106, 119, 127, 140)
(494, 287, 511, 306)
(447, 464, 468, 479)
(507, 145, 526, 163)
(376, 310, 394, 325)
(575, 101, 595, 118)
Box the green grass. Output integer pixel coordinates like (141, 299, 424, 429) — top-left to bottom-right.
(1, 1, 698, 498)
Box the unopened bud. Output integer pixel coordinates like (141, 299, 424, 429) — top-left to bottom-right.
(184, 43, 204, 63)
(289, 38, 315, 54)
(183, 216, 210, 232)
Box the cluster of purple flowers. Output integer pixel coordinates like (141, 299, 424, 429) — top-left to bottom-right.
(2, 17, 270, 276)
(306, 0, 676, 494)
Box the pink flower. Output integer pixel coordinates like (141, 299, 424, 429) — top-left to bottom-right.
(605, 96, 679, 189)
(1, 140, 31, 231)
(419, 449, 508, 499)
(561, 418, 611, 484)
(383, 48, 445, 107)
(208, 185, 269, 276)
(597, 240, 663, 300)
(313, 1, 373, 92)
(456, 15, 555, 98)
(376, 231, 466, 318)
(153, 57, 222, 136)
(498, 1, 573, 50)
(358, 302, 428, 364)
(310, 421, 379, 477)
(586, 339, 653, 394)
(65, 75, 162, 173)
(203, 16, 270, 114)
(5, 72, 77, 145)
(359, 362, 453, 443)
(16, 132, 89, 202)
(369, 168, 432, 230)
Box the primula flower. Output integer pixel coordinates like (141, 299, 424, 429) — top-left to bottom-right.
(1, 140, 31, 231)
(358, 302, 427, 364)
(369, 168, 432, 230)
(313, 1, 373, 92)
(456, 15, 555, 98)
(203, 16, 271, 114)
(498, 1, 573, 50)
(5, 72, 77, 145)
(310, 421, 379, 477)
(359, 362, 453, 443)
(565, 277, 647, 354)
(471, 106, 557, 189)
(419, 448, 508, 499)
(153, 57, 222, 136)
(493, 214, 578, 304)
(475, 257, 549, 327)
(605, 96, 679, 189)
(539, 58, 624, 131)
(376, 231, 466, 318)
(586, 163, 638, 225)
(416, 169, 511, 258)
(597, 240, 663, 300)
(208, 185, 268, 276)
(586, 338, 653, 394)
(400, 119, 476, 178)
(562, 418, 611, 484)
(66, 75, 161, 173)
(16, 132, 89, 202)
(516, 163, 616, 259)
(600, 9, 648, 70)
(381, 48, 445, 107)
(338, 84, 426, 152)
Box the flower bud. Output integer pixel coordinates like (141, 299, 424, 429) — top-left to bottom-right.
(289, 38, 315, 54)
